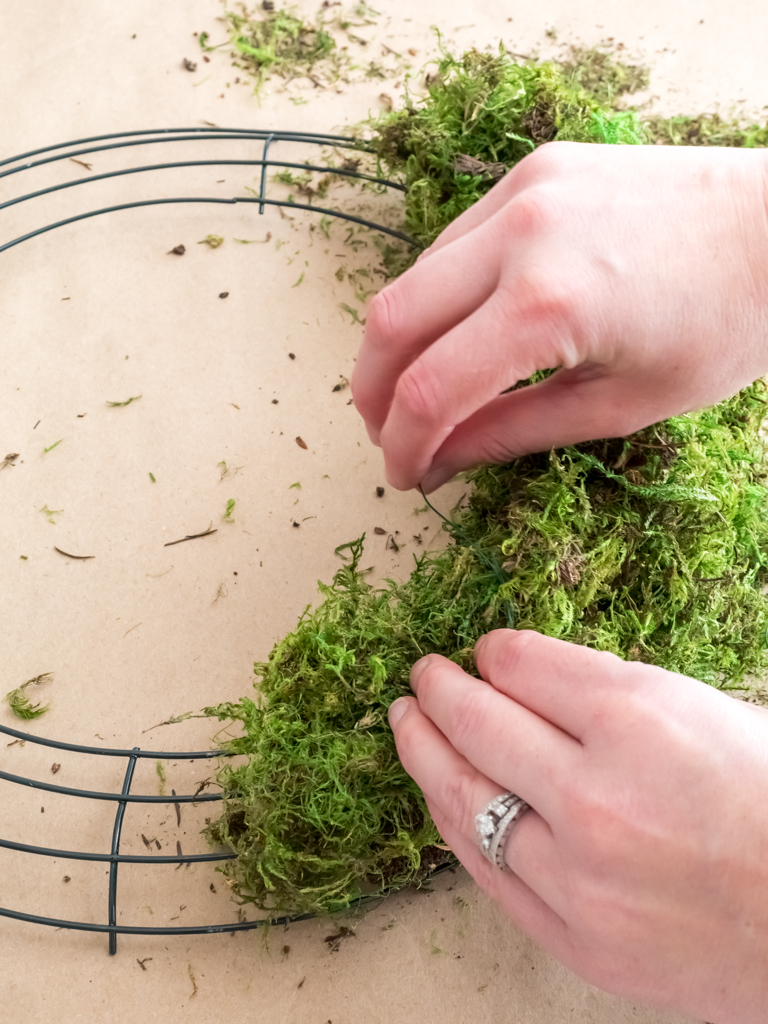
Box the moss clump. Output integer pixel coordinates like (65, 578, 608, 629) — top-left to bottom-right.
(206, 384, 768, 915)
(372, 46, 646, 254)
(369, 46, 767, 270)
(203, 44, 768, 918)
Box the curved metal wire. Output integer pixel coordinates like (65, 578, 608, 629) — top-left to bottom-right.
(0, 126, 427, 952)
(0, 126, 416, 254)
(0, 721, 223, 758)
(0, 126, 370, 170)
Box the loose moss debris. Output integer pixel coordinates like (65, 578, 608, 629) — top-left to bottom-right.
(198, 234, 224, 248)
(107, 395, 142, 407)
(156, 761, 167, 795)
(559, 45, 649, 107)
(214, 6, 337, 94)
(202, 43, 768, 919)
(224, 499, 236, 522)
(645, 112, 768, 148)
(339, 303, 364, 325)
(5, 673, 54, 720)
(40, 505, 62, 524)
(43, 439, 63, 454)
(205, 2, 401, 98)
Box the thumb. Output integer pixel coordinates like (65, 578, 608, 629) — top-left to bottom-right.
(420, 368, 650, 492)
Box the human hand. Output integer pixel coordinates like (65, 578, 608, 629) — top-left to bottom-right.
(352, 142, 768, 491)
(388, 630, 768, 1023)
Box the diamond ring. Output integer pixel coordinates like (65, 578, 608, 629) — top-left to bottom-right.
(475, 792, 530, 870)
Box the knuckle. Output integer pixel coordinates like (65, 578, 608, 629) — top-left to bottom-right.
(485, 629, 543, 683)
(394, 362, 444, 427)
(502, 267, 578, 330)
(442, 763, 485, 836)
(525, 140, 574, 175)
(504, 142, 572, 194)
(365, 287, 400, 348)
(447, 685, 496, 752)
(500, 183, 564, 240)
(469, 429, 526, 466)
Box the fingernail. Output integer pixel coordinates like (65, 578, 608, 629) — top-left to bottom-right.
(410, 655, 432, 693)
(473, 635, 488, 662)
(388, 697, 408, 729)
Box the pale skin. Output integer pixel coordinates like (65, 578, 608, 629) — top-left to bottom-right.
(351, 143, 768, 1023)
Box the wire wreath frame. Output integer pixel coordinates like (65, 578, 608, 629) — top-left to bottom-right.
(0, 126, 434, 954)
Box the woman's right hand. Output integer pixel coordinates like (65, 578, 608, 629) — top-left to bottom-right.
(351, 142, 768, 491)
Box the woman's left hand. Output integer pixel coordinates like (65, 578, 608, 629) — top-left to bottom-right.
(388, 629, 768, 1024)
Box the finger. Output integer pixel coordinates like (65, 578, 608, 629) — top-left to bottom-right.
(407, 655, 580, 818)
(418, 367, 657, 492)
(428, 789, 574, 923)
(390, 695, 516, 826)
(425, 798, 574, 963)
(390, 694, 569, 915)
(351, 226, 501, 440)
(473, 629, 635, 742)
(378, 287, 578, 491)
(416, 168, 518, 260)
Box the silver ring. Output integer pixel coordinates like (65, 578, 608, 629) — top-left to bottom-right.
(475, 792, 530, 870)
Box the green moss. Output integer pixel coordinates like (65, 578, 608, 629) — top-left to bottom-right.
(203, 43, 768, 918)
(645, 112, 768, 148)
(560, 45, 650, 107)
(371, 46, 647, 260)
(212, 5, 339, 95)
(5, 674, 54, 720)
(368, 46, 766, 272)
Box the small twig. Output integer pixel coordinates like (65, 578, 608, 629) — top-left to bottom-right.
(54, 547, 95, 560)
(141, 711, 204, 734)
(69, 157, 93, 171)
(164, 527, 217, 547)
(193, 779, 212, 802)
(172, 789, 182, 827)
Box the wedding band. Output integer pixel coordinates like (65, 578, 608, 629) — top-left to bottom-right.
(475, 792, 530, 870)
